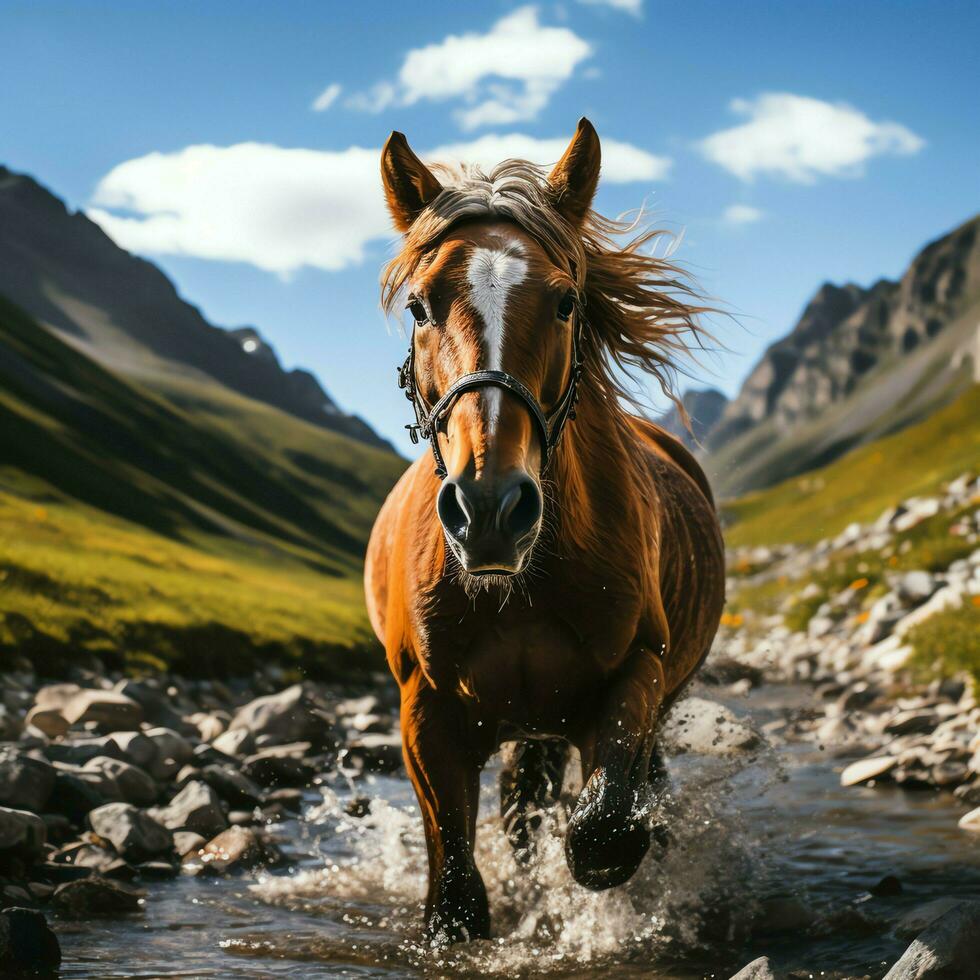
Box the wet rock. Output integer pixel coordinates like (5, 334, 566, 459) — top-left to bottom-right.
(931, 760, 969, 787)
(0, 907, 61, 972)
(88, 803, 172, 861)
(727, 957, 775, 980)
(957, 806, 980, 833)
(344, 796, 371, 819)
(0, 808, 46, 858)
(0, 750, 56, 813)
(198, 764, 263, 808)
(228, 685, 320, 745)
(884, 900, 980, 978)
(265, 788, 303, 814)
(211, 727, 255, 758)
(48, 772, 107, 823)
(870, 874, 903, 896)
(142, 728, 194, 781)
(183, 826, 272, 875)
(895, 897, 964, 940)
(151, 781, 227, 838)
(51, 875, 144, 916)
(62, 690, 143, 731)
(700, 656, 765, 688)
(51, 842, 132, 879)
(242, 746, 315, 787)
(172, 831, 206, 857)
(754, 896, 810, 935)
(662, 697, 761, 757)
(840, 755, 898, 786)
(82, 757, 157, 806)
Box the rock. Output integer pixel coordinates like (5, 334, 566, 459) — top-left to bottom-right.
(870, 874, 903, 896)
(142, 728, 194, 780)
(198, 764, 263, 808)
(82, 757, 157, 806)
(884, 900, 980, 978)
(151, 781, 227, 837)
(51, 842, 132, 878)
(24, 705, 69, 739)
(172, 831, 207, 857)
(699, 656, 765, 689)
(190, 712, 226, 743)
(895, 585, 967, 637)
(211, 727, 255, 757)
(0, 907, 61, 972)
(894, 571, 938, 604)
(661, 698, 761, 757)
(754, 896, 810, 934)
(62, 690, 143, 731)
(885, 711, 940, 736)
(51, 875, 144, 916)
(0, 807, 46, 858)
(228, 685, 320, 745)
(184, 826, 270, 875)
(88, 803, 172, 861)
(957, 806, 980, 832)
(112, 680, 184, 730)
(265, 788, 303, 814)
(242, 747, 315, 787)
(49, 771, 107, 822)
(344, 797, 371, 819)
(727, 957, 775, 980)
(895, 897, 964, 940)
(931, 760, 969, 787)
(840, 756, 898, 787)
(0, 750, 56, 813)
(104, 731, 158, 771)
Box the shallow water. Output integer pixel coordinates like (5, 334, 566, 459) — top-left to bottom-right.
(58, 684, 980, 979)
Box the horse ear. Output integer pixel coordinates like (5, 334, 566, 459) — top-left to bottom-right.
(548, 118, 601, 225)
(381, 131, 442, 232)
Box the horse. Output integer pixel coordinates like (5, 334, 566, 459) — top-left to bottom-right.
(365, 118, 725, 944)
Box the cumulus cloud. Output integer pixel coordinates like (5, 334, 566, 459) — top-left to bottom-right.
(346, 6, 591, 130)
(722, 204, 763, 225)
(87, 133, 669, 276)
(700, 92, 924, 183)
(578, 0, 643, 15)
(311, 83, 342, 112)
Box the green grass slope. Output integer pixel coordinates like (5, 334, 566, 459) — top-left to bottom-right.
(723, 383, 980, 548)
(0, 294, 404, 675)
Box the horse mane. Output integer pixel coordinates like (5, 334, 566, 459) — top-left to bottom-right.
(381, 157, 715, 427)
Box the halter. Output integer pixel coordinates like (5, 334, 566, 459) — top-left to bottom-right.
(396, 303, 585, 479)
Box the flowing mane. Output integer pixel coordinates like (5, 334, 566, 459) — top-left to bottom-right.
(381, 158, 714, 424)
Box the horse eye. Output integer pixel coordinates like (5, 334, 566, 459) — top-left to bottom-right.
(557, 292, 575, 321)
(407, 300, 428, 324)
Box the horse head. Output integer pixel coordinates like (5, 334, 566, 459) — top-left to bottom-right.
(380, 120, 601, 579)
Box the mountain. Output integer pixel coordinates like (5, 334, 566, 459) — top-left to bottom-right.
(657, 388, 729, 449)
(698, 214, 980, 497)
(0, 165, 390, 450)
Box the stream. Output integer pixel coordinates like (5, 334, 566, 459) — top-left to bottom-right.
(55, 684, 980, 979)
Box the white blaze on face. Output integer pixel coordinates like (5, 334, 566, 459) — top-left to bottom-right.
(465, 241, 528, 430)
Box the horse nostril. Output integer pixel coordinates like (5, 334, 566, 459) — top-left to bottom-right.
(498, 476, 542, 540)
(437, 479, 471, 542)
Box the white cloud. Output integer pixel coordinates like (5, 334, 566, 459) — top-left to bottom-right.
(699, 92, 924, 183)
(429, 133, 671, 183)
(722, 204, 763, 225)
(311, 83, 342, 112)
(88, 133, 668, 276)
(347, 6, 591, 131)
(578, 0, 642, 16)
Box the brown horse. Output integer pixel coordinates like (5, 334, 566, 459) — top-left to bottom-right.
(365, 119, 725, 944)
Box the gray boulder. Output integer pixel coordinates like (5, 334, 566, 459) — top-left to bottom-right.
(0, 749, 56, 812)
(82, 757, 157, 806)
(727, 957, 776, 980)
(0, 907, 61, 972)
(151, 781, 227, 837)
(0, 807, 46, 858)
(884, 900, 980, 978)
(228, 684, 319, 745)
(52, 875, 145, 917)
(142, 728, 194, 780)
(89, 803, 172, 861)
(62, 690, 143, 731)
(211, 727, 255, 757)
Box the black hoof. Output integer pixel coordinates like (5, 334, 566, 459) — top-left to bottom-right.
(425, 862, 490, 944)
(565, 772, 650, 891)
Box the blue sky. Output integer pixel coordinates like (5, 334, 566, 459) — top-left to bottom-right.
(3, 0, 978, 454)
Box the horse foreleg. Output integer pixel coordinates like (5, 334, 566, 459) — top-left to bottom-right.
(400, 668, 490, 943)
(499, 738, 568, 863)
(565, 646, 665, 890)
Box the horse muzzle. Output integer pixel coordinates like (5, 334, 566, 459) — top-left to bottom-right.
(437, 469, 542, 575)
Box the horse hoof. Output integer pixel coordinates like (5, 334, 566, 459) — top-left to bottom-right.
(564, 774, 650, 891)
(425, 906, 491, 945)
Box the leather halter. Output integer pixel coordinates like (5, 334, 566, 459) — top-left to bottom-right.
(396, 303, 585, 479)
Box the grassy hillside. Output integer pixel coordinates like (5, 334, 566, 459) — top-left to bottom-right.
(0, 295, 404, 675)
(723, 383, 980, 548)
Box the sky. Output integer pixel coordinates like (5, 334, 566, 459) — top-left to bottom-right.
(3, 0, 978, 454)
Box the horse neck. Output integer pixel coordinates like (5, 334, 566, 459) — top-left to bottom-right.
(547, 383, 651, 559)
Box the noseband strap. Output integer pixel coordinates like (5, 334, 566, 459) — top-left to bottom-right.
(397, 312, 585, 479)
